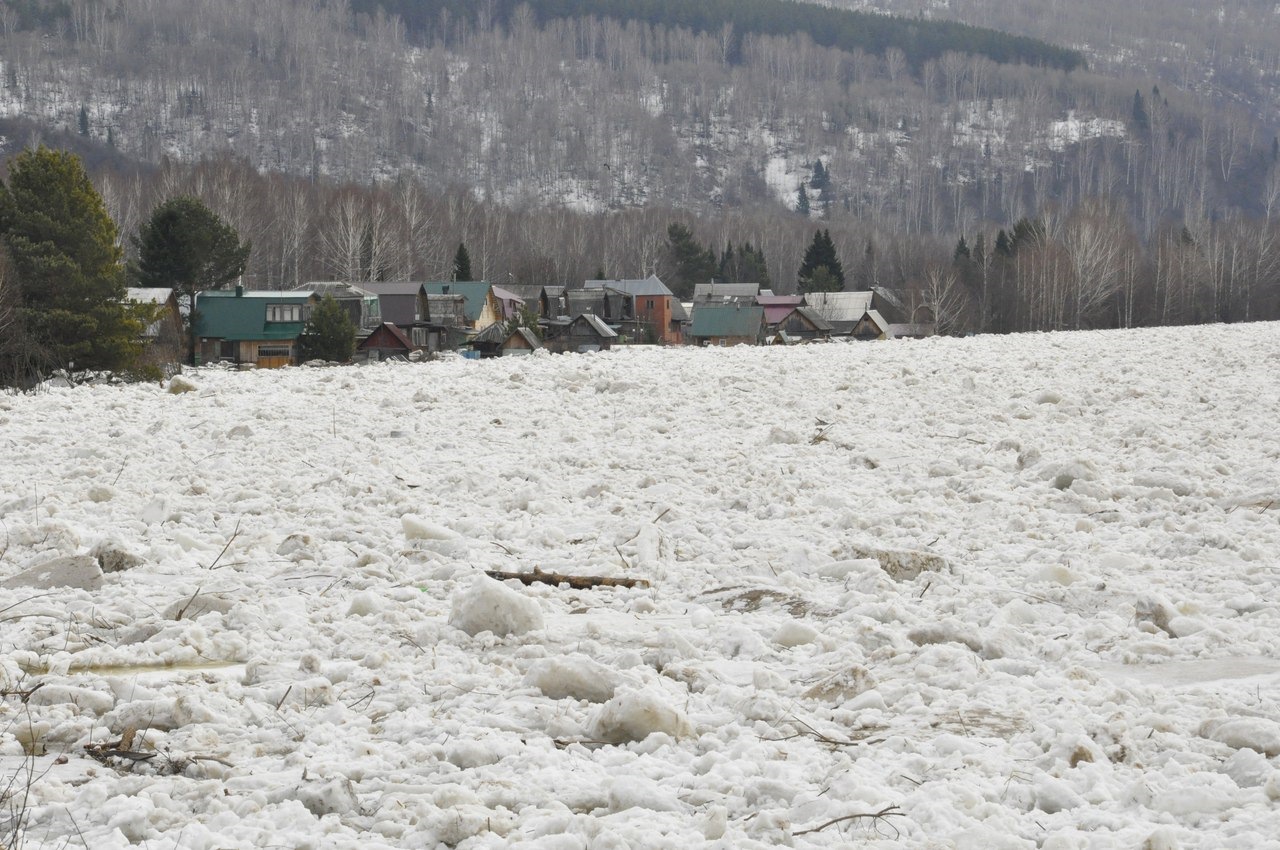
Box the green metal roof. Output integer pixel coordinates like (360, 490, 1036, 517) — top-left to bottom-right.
(194, 290, 312, 340)
(419, 282, 490, 322)
(690, 304, 765, 338)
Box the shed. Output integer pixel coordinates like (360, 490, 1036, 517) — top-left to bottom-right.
(546, 313, 617, 353)
(502, 326, 543, 355)
(358, 322, 415, 360)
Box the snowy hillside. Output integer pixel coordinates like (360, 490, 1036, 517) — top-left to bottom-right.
(3, 325, 1280, 848)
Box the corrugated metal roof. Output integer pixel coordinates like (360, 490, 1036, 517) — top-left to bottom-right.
(804, 291, 874, 320)
(576, 313, 618, 337)
(689, 304, 765, 338)
(473, 322, 508, 344)
(195, 290, 311, 340)
(692, 282, 758, 301)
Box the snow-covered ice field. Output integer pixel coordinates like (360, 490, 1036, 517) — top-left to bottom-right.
(2, 324, 1280, 849)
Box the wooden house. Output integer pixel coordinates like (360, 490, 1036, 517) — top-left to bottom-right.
(296, 282, 382, 331)
(769, 306, 833, 343)
(501, 327, 543, 356)
(358, 322, 416, 361)
(419, 282, 503, 331)
(544, 313, 617, 353)
(194, 286, 312, 367)
(852, 310, 933, 340)
(688, 303, 765, 346)
(364, 281, 426, 327)
(500, 284, 553, 319)
(802, 291, 874, 336)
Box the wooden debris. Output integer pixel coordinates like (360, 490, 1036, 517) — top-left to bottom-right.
(485, 568, 649, 590)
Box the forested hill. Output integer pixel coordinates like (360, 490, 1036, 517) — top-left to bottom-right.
(354, 0, 1085, 72)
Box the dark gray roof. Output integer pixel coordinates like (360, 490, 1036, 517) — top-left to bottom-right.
(584, 274, 674, 298)
(792, 306, 833, 332)
(692, 282, 759, 302)
(363, 281, 426, 297)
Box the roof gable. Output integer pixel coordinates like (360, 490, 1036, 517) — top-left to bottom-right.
(419, 282, 491, 321)
(358, 322, 414, 351)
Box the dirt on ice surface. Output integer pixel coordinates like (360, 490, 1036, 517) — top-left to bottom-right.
(2, 324, 1280, 849)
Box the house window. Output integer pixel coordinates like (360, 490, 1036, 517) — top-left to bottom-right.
(647, 298, 655, 310)
(257, 345, 292, 358)
(266, 304, 303, 323)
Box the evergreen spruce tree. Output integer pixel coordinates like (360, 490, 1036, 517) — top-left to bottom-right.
(0, 146, 146, 376)
(665, 222, 716, 298)
(1131, 90, 1149, 133)
(953, 236, 971, 262)
(78, 106, 89, 137)
(797, 229, 845, 293)
(297, 294, 355, 363)
(133, 195, 250, 364)
(452, 243, 472, 281)
(994, 229, 1013, 258)
(796, 184, 811, 217)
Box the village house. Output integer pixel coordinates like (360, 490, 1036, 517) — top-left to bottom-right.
(853, 309, 936, 340)
(363, 281, 426, 327)
(544, 313, 617, 353)
(769, 305, 833, 344)
(194, 286, 313, 367)
(584, 275, 685, 345)
(297, 282, 381, 331)
(801, 291, 875, 336)
(357, 322, 416, 361)
(688, 303, 765, 346)
(417, 280, 501, 330)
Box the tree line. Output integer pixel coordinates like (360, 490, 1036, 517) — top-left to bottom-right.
(6, 142, 1280, 389)
(352, 0, 1085, 71)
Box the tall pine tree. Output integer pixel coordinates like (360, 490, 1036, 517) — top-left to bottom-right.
(133, 195, 250, 364)
(452, 243, 472, 281)
(0, 146, 146, 376)
(666, 223, 716, 299)
(797, 230, 845, 293)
